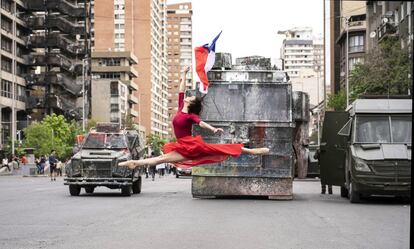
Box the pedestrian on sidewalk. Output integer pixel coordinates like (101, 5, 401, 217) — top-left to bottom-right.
(49, 150, 58, 181)
(1, 157, 10, 172)
(119, 66, 269, 170)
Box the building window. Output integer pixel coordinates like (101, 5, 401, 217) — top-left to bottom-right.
(1, 56, 12, 73)
(1, 79, 12, 98)
(1, 35, 12, 53)
(1, 0, 13, 13)
(1, 15, 12, 33)
(349, 35, 364, 53)
(16, 63, 26, 77)
(349, 57, 363, 72)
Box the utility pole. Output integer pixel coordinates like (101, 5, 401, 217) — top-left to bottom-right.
(345, 17, 349, 107)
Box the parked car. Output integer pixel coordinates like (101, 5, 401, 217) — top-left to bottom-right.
(64, 123, 145, 196)
(175, 166, 192, 178)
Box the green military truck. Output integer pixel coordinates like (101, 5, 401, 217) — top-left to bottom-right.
(319, 98, 411, 203)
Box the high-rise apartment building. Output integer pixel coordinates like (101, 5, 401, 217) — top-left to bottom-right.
(0, 0, 27, 147)
(1, 0, 91, 151)
(93, 0, 169, 138)
(166, 2, 192, 139)
(278, 27, 324, 106)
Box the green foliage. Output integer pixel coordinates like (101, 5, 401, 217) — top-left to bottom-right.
(349, 37, 412, 98)
(327, 89, 347, 111)
(23, 114, 82, 159)
(86, 118, 97, 132)
(146, 134, 167, 156)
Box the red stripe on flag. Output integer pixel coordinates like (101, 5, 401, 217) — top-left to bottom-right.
(195, 46, 209, 92)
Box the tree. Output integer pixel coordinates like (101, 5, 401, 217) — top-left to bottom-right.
(146, 134, 167, 156)
(349, 37, 412, 98)
(327, 89, 347, 111)
(23, 114, 82, 159)
(328, 38, 412, 111)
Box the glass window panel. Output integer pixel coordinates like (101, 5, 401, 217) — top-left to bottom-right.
(391, 116, 412, 143)
(355, 116, 391, 143)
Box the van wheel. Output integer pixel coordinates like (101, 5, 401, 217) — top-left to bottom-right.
(340, 186, 348, 197)
(85, 186, 95, 194)
(132, 177, 142, 194)
(349, 181, 360, 203)
(121, 186, 132, 196)
(69, 185, 81, 196)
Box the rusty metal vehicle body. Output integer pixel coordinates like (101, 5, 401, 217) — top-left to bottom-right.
(64, 123, 144, 196)
(190, 54, 309, 199)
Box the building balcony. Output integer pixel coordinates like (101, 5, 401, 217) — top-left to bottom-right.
(128, 94, 138, 104)
(128, 108, 138, 117)
(377, 22, 398, 42)
(348, 20, 366, 32)
(121, 80, 138, 91)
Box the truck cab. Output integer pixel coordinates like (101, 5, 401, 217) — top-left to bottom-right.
(64, 123, 145, 196)
(320, 99, 411, 203)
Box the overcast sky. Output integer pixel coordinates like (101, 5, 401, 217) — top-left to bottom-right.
(167, 0, 325, 61)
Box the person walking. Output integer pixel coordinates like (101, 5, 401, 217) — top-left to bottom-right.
(314, 148, 332, 194)
(120, 66, 269, 170)
(1, 157, 10, 172)
(49, 150, 58, 181)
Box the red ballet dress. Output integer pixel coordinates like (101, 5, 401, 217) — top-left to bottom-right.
(163, 92, 244, 167)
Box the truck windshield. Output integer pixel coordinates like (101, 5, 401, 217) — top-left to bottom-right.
(355, 115, 412, 143)
(82, 133, 128, 149)
(391, 116, 412, 143)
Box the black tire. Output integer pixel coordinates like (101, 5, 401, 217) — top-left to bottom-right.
(340, 186, 348, 197)
(85, 186, 95, 194)
(132, 177, 142, 194)
(69, 185, 81, 196)
(121, 185, 132, 196)
(349, 181, 360, 203)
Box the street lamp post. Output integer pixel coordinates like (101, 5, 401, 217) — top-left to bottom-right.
(345, 17, 350, 107)
(82, 58, 87, 132)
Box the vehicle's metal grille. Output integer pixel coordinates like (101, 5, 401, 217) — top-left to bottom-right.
(81, 160, 113, 178)
(369, 160, 411, 176)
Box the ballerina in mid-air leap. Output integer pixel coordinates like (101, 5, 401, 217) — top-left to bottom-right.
(119, 66, 269, 170)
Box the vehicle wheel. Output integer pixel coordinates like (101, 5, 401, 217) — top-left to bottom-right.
(132, 177, 142, 194)
(69, 185, 81, 196)
(85, 186, 95, 194)
(121, 185, 132, 196)
(176, 174, 179, 178)
(349, 181, 360, 203)
(340, 186, 348, 198)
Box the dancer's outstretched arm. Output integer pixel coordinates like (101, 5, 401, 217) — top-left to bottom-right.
(179, 66, 190, 93)
(199, 121, 223, 134)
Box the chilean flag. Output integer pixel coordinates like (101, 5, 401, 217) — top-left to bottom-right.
(195, 31, 222, 94)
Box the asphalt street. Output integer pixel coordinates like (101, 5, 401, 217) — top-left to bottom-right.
(0, 175, 410, 249)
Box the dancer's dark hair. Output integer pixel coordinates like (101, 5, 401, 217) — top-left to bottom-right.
(188, 96, 204, 115)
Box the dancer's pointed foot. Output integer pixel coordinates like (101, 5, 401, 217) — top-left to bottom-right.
(118, 160, 139, 170)
(251, 147, 270, 155)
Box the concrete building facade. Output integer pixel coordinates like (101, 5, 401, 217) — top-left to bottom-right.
(166, 2, 192, 139)
(91, 51, 138, 126)
(92, 0, 169, 138)
(279, 27, 325, 106)
(0, 0, 27, 148)
(366, 1, 413, 54)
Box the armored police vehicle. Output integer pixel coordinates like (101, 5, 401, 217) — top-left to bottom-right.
(64, 123, 145, 196)
(319, 98, 411, 203)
